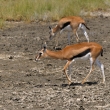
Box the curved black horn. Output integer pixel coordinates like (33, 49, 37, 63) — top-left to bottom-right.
(49, 26, 51, 29)
(43, 42, 47, 50)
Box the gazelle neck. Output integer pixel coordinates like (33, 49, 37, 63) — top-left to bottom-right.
(46, 49, 63, 59)
(53, 25, 60, 33)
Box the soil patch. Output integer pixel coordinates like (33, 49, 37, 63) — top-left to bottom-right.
(0, 17, 110, 110)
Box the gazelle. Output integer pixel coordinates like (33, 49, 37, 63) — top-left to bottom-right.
(35, 42, 105, 85)
(49, 16, 90, 48)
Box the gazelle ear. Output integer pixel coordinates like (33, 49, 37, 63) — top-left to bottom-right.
(49, 26, 51, 30)
(43, 42, 47, 51)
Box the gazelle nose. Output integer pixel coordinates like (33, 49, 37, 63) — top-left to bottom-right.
(35, 56, 38, 61)
(35, 58, 37, 61)
(35, 57, 40, 61)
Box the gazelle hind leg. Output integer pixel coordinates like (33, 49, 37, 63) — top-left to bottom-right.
(81, 24, 89, 42)
(95, 59, 105, 83)
(81, 58, 94, 84)
(81, 65, 94, 84)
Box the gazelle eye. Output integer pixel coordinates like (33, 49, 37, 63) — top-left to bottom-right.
(39, 52, 42, 55)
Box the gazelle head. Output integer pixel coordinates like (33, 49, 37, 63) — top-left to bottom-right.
(49, 26, 56, 40)
(49, 24, 60, 40)
(35, 42, 47, 61)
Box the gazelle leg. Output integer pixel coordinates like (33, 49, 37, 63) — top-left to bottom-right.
(81, 58, 94, 84)
(55, 33, 62, 50)
(95, 59, 105, 83)
(68, 64, 72, 81)
(84, 31, 89, 42)
(67, 32, 70, 45)
(74, 30, 79, 42)
(81, 24, 89, 42)
(81, 65, 94, 84)
(62, 61, 72, 85)
(75, 32, 80, 42)
(55, 34, 59, 47)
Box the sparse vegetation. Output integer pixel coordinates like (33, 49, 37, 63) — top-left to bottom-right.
(0, 0, 110, 28)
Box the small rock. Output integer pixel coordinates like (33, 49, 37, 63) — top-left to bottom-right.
(9, 56, 14, 59)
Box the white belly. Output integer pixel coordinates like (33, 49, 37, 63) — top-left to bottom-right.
(61, 25, 72, 32)
(73, 52, 91, 62)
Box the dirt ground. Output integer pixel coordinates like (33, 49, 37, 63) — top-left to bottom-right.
(0, 16, 110, 110)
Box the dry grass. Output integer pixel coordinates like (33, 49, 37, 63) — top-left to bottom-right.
(0, 0, 110, 28)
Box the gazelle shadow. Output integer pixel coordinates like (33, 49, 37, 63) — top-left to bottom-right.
(83, 81, 98, 86)
(61, 81, 98, 87)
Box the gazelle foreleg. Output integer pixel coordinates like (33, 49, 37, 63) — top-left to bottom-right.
(55, 34, 59, 47)
(54, 32, 61, 49)
(81, 58, 95, 84)
(68, 64, 72, 80)
(62, 61, 72, 85)
(74, 30, 80, 42)
(95, 59, 105, 83)
(67, 32, 71, 45)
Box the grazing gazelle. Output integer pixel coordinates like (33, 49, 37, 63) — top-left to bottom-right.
(35, 42, 105, 85)
(49, 16, 90, 47)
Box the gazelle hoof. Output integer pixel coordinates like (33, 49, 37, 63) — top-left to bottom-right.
(100, 81, 106, 85)
(68, 81, 72, 85)
(81, 80, 86, 84)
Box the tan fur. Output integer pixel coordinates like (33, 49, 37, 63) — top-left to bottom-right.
(52, 16, 85, 33)
(59, 16, 85, 29)
(39, 42, 102, 60)
(36, 42, 104, 85)
(49, 16, 89, 44)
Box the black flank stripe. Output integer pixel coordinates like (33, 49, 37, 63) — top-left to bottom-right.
(60, 22, 71, 30)
(101, 49, 103, 56)
(70, 48, 91, 60)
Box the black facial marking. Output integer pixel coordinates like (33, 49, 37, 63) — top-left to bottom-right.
(60, 22, 71, 30)
(39, 52, 42, 57)
(70, 48, 91, 60)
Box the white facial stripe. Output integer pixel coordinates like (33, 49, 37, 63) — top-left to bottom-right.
(55, 25, 58, 28)
(52, 32, 55, 36)
(51, 29, 55, 36)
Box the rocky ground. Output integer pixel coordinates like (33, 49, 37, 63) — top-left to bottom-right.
(0, 16, 110, 110)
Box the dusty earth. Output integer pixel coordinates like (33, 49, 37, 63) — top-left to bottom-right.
(0, 16, 110, 110)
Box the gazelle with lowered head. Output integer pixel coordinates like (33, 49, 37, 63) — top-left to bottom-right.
(49, 16, 90, 48)
(35, 42, 105, 85)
